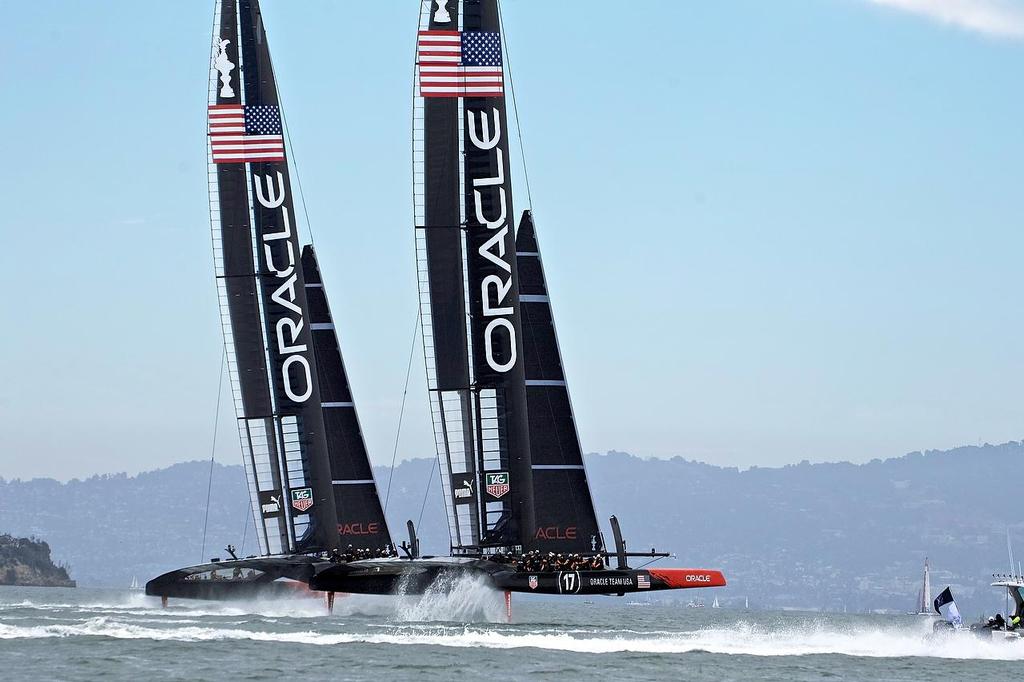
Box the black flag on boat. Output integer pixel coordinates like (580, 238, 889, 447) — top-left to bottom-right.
(934, 586, 963, 628)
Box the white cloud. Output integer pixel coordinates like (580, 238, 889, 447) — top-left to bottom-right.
(866, 0, 1024, 38)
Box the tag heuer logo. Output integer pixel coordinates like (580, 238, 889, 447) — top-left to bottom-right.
(528, 575, 538, 590)
(485, 472, 510, 499)
(291, 487, 314, 512)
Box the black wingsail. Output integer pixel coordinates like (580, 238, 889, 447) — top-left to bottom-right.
(301, 247, 393, 552)
(209, 0, 339, 555)
(515, 212, 602, 553)
(414, 0, 535, 553)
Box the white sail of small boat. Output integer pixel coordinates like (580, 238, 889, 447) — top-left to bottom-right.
(915, 558, 932, 615)
(712, 596, 720, 608)
(129, 576, 141, 591)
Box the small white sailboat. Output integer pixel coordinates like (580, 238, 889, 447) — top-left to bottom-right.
(914, 557, 933, 616)
(129, 576, 142, 591)
(712, 596, 720, 609)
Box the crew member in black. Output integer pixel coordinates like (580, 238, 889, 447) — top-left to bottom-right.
(986, 613, 1006, 630)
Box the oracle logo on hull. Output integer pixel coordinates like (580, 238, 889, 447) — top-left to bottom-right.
(338, 523, 380, 536)
(686, 574, 713, 583)
(535, 526, 577, 541)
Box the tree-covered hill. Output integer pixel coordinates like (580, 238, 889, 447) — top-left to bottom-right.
(0, 534, 75, 587)
(1, 442, 1021, 612)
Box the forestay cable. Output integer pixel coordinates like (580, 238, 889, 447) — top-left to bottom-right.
(497, 0, 533, 212)
(199, 347, 227, 563)
(384, 311, 422, 512)
(238, 500, 251, 558)
(417, 457, 438, 532)
(262, 15, 318, 248)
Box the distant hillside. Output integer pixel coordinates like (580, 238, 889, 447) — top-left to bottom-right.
(0, 534, 75, 587)
(1, 442, 1022, 612)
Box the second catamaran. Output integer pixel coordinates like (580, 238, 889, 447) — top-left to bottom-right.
(310, 0, 726, 600)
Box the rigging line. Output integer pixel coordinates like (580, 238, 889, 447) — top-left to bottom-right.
(199, 347, 227, 563)
(384, 309, 422, 512)
(279, 104, 318, 248)
(497, 0, 534, 212)
(238, 499, 251, 558)
(417, 456, 438, 532)
(636, 556, 670, 570)
(261, 15, 318, 249)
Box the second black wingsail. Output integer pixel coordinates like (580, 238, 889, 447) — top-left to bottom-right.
(414, 0, 600, 556)
(416, 0, 534, 553)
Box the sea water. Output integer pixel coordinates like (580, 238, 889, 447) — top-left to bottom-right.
(0, 584, 1020, 681)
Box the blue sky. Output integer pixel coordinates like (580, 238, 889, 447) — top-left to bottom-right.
(1, 0, 1022, 480)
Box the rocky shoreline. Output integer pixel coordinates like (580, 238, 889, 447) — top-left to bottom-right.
(0, 534, 75, 588)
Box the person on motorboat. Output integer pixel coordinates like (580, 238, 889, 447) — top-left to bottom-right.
(980, 613, 1006, 630)
(1009, 615, 1021, 631)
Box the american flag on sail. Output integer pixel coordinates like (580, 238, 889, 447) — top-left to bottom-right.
(417, 30, 504, 98)
(208, 104, 285, 163)
(637, 574, 651, 590)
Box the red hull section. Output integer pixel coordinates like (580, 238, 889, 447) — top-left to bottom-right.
(648, 569, 726, 589)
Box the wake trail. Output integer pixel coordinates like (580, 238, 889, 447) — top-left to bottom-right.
(2, 616, 1023, 660)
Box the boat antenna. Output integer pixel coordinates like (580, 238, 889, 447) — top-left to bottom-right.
(1008, 529, 1016, 579)
(199, 347, 227, 563)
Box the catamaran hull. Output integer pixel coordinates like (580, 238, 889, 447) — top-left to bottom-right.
(147, 556, 726, 600)
(145, 556, 324, 601)
(492, 567, 727, 596)
(310, 559, 726, 596)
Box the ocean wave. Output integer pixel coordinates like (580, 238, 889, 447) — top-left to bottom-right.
(1, 616, 1023, 660)
(0, 596, 329, 620)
